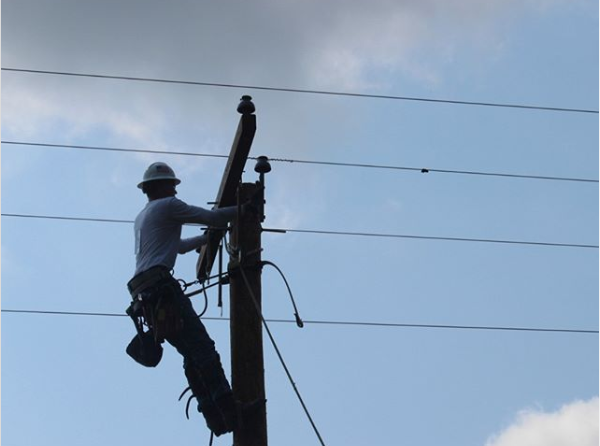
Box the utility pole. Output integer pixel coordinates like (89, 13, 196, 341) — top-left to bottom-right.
(196, 96, 268, 445)
(229, 180, 268, 446)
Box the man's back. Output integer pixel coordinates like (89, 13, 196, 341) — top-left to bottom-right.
(134, 197, 182, 275)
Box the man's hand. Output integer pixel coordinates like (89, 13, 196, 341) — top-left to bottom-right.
(194, 228, 224, 253)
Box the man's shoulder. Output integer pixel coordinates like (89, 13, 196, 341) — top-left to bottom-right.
(151, 197, 196, 219)
(149, 196, 182, 209)
(168, 196, 191, 209)
(137, 197, 179, 219)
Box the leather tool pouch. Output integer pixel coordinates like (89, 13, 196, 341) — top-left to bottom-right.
(143, 283, 184, 342)
(126, 330, 163, 367)
(125, 277, 184, 367)
(148, 298, 184, 341)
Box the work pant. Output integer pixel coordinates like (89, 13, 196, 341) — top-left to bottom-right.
(142, 275, 233, 403)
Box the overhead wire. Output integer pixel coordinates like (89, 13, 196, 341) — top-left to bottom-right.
(2, 67, 598, 114)
(2, 309, 597, 334)
(280, 228, 599, 249)
(1, 213, 134, 224)
(267, 157, 599, 184)
(1, 140, 229, 160)
(2, 212, 598, 249)
(2, 140, 598, 184)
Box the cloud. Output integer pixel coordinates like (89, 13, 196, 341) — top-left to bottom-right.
(1, 0, 574, 217)
(3, 0, 568, 92)
(2, 0, 570, 163)
(280, 0, 568, 90)
(485, 397, 599, 446)
(2, 0, 570, 144)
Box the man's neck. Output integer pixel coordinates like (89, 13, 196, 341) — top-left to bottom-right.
(148, 194, 171, 202)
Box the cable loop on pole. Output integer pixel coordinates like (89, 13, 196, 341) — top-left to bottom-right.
(261, 260, 304, 328)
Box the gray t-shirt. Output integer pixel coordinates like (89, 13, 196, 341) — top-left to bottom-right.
(134, 197, 236, 275)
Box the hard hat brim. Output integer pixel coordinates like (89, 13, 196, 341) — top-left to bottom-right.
(137, 177, 181, 189)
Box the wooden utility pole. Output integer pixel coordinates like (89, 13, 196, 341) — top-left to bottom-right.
(229, 182, 268, 446)
(196, 96, 268, 445)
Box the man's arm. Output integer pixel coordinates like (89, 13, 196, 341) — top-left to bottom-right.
(178, 233, 209, 254)
(170, 198, 237, 227)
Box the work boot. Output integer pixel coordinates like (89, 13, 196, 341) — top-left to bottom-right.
(197, 355, 233, 402)
(213, 392, 238, 433)
(184, 367, 228, 435)
(198, 398, 229, 436)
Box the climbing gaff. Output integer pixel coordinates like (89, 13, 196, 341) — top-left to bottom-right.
(177, 386, 194, 420)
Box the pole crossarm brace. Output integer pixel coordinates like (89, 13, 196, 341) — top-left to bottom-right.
(196, 96, 257, 282)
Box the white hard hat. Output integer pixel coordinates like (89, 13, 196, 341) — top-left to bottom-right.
(137, 162, 181, 189)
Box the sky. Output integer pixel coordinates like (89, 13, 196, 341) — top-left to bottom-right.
(1, 1, 598, 445)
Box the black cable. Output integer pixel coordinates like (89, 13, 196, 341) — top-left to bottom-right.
(1, 140, 229, 160)
(3, 140, 598, 184)
(237, 265, 327, 446)
(2, 309, 597, 335)
(294, 319, 599, 335)
(261, 260, 304, 327)
(279, 228, 599, 249)
(3, 67, 598, 114)
(198, 286, 209, 318)
(2, 309, 129, 317)
(1, 213, 134, 224)
(2, 213, 597, 249)
(269, 156, 599, 184)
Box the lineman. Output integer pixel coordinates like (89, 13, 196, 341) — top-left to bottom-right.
(126, 161, 246, 436)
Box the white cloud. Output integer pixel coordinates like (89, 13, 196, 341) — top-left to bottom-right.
(486, 397, 599, 446)
(295, 0, 568, 90)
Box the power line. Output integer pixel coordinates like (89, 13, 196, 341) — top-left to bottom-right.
(268, 157, 599, 184)
(3, 67, 598, 114)
(2, 212, 598, 249)
(1, 213, 134, 224)
(3, 140, 598, 184)
(2, 309, 597, 334)
(281, 228, 599, 249)
(1, 140, 229, 160)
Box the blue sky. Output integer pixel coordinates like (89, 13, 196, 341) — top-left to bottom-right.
(2, 1, 598, 445)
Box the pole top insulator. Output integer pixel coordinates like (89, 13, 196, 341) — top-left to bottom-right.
(237, 95, 255, 115)
(254, 155, 271, 174)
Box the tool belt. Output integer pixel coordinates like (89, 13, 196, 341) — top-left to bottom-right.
(127, 265, 173, 298)
(126, 265, 184, 346)
(125, 266, 183, 367)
